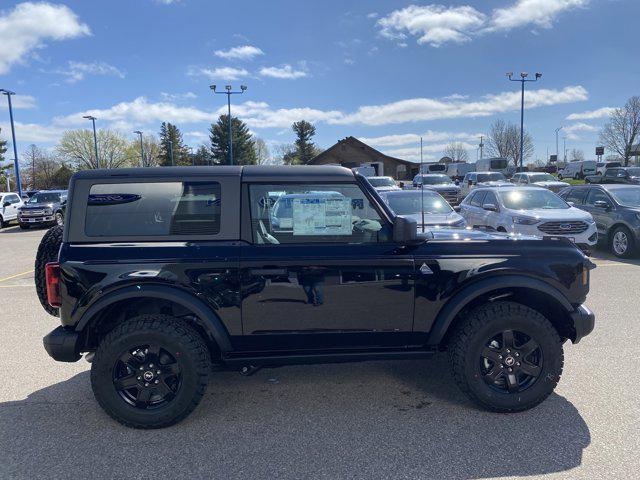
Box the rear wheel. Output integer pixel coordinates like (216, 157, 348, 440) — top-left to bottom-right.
(0, 215, 5, 229)
(449, 301, 563, 412)
(611, 226, 635, 258)
(19, 223, 29, 229)
(91, 315, 210, 429)
(54, 211, 64, 226)
(34, 225, 64, 316)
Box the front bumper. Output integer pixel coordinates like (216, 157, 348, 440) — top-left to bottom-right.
(43, 326, 81, 362)
(513, 222, 598, 247)
(570, 304, 595, 343)
(19, 215, 55, 224)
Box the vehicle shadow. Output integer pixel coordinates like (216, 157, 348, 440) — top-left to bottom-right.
(0, 355, 590, 480)
(0, 224, 48, 235)
(591, 244, 640, 266)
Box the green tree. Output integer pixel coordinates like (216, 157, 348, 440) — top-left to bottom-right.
(193, 144, 211, 166)
(57, 129, 130, 169)
(292, 120, 317, 164)
(159, 122, 189, 166)
(0, 127, 7, 163)
(51, 163, 74, 189)
(209, 115, 256, 165)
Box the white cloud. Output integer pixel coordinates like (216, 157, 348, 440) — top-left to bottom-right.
(0, 120, 64, 143)
(0, 2, 90, 74)
(567, 106, 615, 120)
(377, 4, 486, 47)
(259, 64, 308, 79)
(214, 45, 264, 60)
(0, 94, 36, 109)
(564, 122, 598, 140)
(54, 60, 124, 83)
(332, 85, 588, 126)
(366, 12, 378, 19)
(189, 66, 249, 81)
(360, 130, 482, 147)
(490, 0, 589, 31)
(160, 91, 197, 101)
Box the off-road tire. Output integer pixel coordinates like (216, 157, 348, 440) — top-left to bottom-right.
(34, 225, 63, 316)
(91, 315, 211, 429)
(610, 225, 635, 258)
(449, 301, 563, 412)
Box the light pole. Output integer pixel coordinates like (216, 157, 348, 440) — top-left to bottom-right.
(563, 136, 567, 162)
(83, 115, 100, 168)
(506, 72, 541, 168)
(0, 89, 23, 197)
(210, 84, 247, 165)
(420, 136, 425, 232)
(133, 131, 144, 167)
(555, 126, 563, 161)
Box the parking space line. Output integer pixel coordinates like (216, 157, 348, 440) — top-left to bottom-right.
(0, 284, 35, 288)
(0, 270, 34, 283)
(593, 262, 634, 267)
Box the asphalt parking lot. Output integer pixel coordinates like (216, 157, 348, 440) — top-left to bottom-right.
(0, 225, 638, 480)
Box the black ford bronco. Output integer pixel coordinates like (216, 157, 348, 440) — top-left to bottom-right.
(38, 166, 595, 428)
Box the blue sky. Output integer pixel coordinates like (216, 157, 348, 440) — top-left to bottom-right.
(1, 0, 638, 163)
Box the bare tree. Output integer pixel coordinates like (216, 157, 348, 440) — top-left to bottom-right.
(127, 135, 161, 167)
(21, 144, 61, 189)
(599, 96, 640, 166)
(272, 143, 296, 165)
(568, 149, 585, 162)
(486, 119, 534, 166)
(255, 138, 272, 165)
(57, 129, 130, 169)
(443, 142, 469, 162)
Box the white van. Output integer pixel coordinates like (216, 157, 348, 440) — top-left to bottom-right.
(420, 163, 448, 174)
(446, 162, 476, 181)
(558, 160, 597, 180)
(596, 161, 621, 175)
(475, 157, 509, 175)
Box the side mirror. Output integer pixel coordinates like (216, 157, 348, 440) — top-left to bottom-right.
(483, 203, 498, 212)
(468, 180, 473, 186)
(454, 179, 460, 185)
(393, 215, 419, 243)
(2, 201, 10, 207)
(594, 200, 610, 210)
(618, 173, 626, 178)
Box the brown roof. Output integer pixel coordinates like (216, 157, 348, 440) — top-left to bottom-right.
(310, 136, 416, 166)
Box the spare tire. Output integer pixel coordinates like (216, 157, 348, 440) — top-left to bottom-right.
(35, 225, 63, 317)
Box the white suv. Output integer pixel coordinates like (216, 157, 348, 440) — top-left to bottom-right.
(0, 192, 24, 228)
(458, 186, 597, 252)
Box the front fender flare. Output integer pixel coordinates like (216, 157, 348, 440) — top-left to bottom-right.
(425, 274, 573, 346)
(75, 284, 232, 352)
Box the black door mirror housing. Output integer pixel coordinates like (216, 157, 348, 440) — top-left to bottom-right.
(482, 203, 498, 212)
(593, 200, 610, 210)
(2, 201, 10, 207)
(393, 215, 419, 243)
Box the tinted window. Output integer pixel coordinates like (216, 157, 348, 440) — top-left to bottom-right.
(383, 191, 452, 215)
(249, 183, 390, 244)
(490, 159, 508, 169)
(477, 172, 506, 182)
(609, 187, 640, 207)
(528, 173, 556, 182)
(564, 188, 587, 205)
(470, 191, 486, 207)
(585, 188, 611, 206)
(27, 192, 61, 204)
(605, 169, 619, 177)
(85, 182, 221, 237)
(7, 194, 21, 204)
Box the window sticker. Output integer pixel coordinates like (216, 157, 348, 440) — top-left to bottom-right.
(292, 196, 352, 235)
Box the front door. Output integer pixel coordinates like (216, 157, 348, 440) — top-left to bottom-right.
(239, 182, 415, 352)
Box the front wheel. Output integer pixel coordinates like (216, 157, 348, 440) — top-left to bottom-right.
(449, 301, 563, 412)
(611, 226, 635, 258)
(54, 211, 64, 226)
(91, 315, 211, 429)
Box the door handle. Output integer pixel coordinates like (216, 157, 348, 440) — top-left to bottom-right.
(250, 268, 287, 276)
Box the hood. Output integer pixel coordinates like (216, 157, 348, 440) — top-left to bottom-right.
(508, 207, 593, 222)
(423, 184, 460, 192)
(374, 186, 401, 192)
(405, 211, 466, 227)
(478, 181, 511, 186)
(19, 202, 56, 210)
(533, 181, 568, 188)
(423, 227, 538, 241)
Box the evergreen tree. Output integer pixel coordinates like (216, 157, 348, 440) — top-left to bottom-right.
(193, 145, 211, 166)
(209, 115, 256, 165)
(0, 128, 7, 163)
(159, 122, 189, 166)
(292, 120, 317, 164)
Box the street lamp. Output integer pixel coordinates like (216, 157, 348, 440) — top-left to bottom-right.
(210, 84, 247, 165)
(506, 72, 542, 168)
(83, 115, 100, 168)
(133, 131, 145, 167)
(0, 88, 24, 197)
(555, 126, 563, 161)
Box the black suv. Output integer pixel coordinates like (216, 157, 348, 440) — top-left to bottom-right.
(18, 189, 67, 229)
(40, 166, 595, 428)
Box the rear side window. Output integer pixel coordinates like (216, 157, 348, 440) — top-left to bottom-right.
(85, 182, 221, 237)
(564, 188, 587, 205)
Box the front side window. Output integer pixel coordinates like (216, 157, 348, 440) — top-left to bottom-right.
(85, 182, 221, 237)
(470, 191, 486, 207)
(249, 183, 391, 244)
(585, 188, 611, 206)
(564, 188, 587, 205)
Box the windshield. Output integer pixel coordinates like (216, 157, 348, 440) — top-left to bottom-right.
(477, 172, 506, 183)
(528, 173, 556, 182)
(490, 159, 508, 169)
(383, 191, 452, 215)
(609, 187, 640, 207)
(626, 168, 640, 176)
(419, 174, 452, 185)
(27, 192, 61, 204)
(427, 164, 446, 172)
(368, 177, 396, 187)
(499, 189, 570, 210)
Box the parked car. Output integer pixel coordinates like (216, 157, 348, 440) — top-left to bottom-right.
(459, 186, 597, 254)
(504, 165, 529, 179)
(475, 157, 509, 175)
(511, 172, 569, 193)
(446, 162, 475, 182)
(559, 184, 640, 257)
(557, 160, 597, 180)
(0, 192, 24, 228)
(585, 166, 640, 185)
(379, 189, 466, 230)
(460, 171, 511, 197)
(17, 189, 67, 229)
(596, 161, 621, 175)
(365, 176, 400, 192)
(411, 173, 462, 205)
(39, 165, 594, 428)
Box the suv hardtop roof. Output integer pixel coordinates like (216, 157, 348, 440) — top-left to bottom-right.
(70, 165, 355, 183)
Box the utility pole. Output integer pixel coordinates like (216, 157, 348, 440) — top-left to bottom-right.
(133, 131, 145, 167)
(555, 126, 563, 160)
(420, 136, 425, 233)
(563, 137, 567, 162)
(168, 140, 174, 166)
(83, 115, 100, 168)
(210, 84, 247, 165)
(0, 89, 24, 197)
(506, 72, 542, 168)
(479, 135, 484, 159)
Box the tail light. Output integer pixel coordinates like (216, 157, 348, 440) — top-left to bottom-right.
(45, 262, 62, 308)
